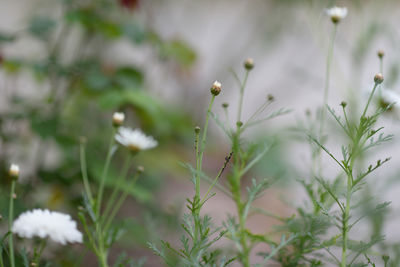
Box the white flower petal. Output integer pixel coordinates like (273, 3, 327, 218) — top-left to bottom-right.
(12, 209, 83, 245)
(115, 127, 158, 151)
(325, 6, 348, 20)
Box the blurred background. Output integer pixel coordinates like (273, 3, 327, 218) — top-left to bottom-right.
(1, 0, 400, 266)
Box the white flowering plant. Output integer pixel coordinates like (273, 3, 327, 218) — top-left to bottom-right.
(1, 2, 400, 267)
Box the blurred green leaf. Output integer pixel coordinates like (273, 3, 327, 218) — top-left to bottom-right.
(0, 32, 16, 43)
(2, 60, 22, 73)
(114, 67, 143, 89)
(31, 115, 59, 138)
(160, 39, 196, 67)
(28, 17, 56, 40)
(122, 22, 146, 44)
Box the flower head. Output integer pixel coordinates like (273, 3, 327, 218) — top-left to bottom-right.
(9, 164, 19, 179)
(115, 127, 158, 152)
(12, 209, 82, 245)
(377, 89, 400, 111)
(377, 50, 385, 59)
(112, 112, 125, 127)
(244, 58, 254, 70)
(325, 6, 348, 23)
(210, 81, 222, 96)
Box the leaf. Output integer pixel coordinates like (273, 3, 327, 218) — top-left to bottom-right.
(28, 17, 56, 40)
(122, 22, 146, 44)
(160, 39, 196, 67)
(0, 32, 16, 43)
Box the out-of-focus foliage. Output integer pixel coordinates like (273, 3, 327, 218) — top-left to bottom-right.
(0, 0, 197, 265)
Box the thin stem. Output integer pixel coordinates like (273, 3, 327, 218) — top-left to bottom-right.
(103, 172, 140, 233)
(80, 142, 93, 204)
(223, 107, 230, 126)
(200, 151, 233, 205)
(230, 68, 252, 266)
(102, 155, 134, 225)
(194, 129, 201, 201)
(342, 105, 352, 136)
(319, 24, 337, 140)
(237, 70, 250, 123)
(8, 181, 15, 267)
(193, 95, 215, 241)
(361, 83, 379, 119)
(78, 213, 100, 256)
(341, 170, 353, 267)
(32, 239, 47, 266)
(97, 129, 117, 215)
(198, 95, 216, 171)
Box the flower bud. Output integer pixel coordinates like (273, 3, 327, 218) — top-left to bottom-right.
(340, 101, 347, 108)
(377, 50, 385, 59)
(236, 121, 243, 127)
(244, 58, 254, 70)
(374, 73, 384, 84)
(194, 126, 201, 134)
(112, 112, 125, 127)
(137, 166, 144, 173)
(9, 164, 19, 180)
(267, 94, 274, 101)
(210, 81, 221, 96)
(222, 102, 229, 108)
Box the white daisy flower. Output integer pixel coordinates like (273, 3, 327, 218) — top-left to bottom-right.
(325, 6, 348, 23)
(378, 89, 400, 110)
(115, 127, 158, 152)
(12, 209, 83, 245)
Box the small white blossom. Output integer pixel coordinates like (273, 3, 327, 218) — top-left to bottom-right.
(325, 6, 348, 23)
(378, 89, 400, 109)
(12, 209, 83, 245)
(213, 81, 221, 89)
(112, 112, 125, 126)
(115, 127, 158, 152)
(9, 164, 20, 178)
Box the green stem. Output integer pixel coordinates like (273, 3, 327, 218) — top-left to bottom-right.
(237, 70, 249, 123)
(102, 155, 134, 225)
(319, 24, 337, 141)
(200, 151, 232, 205)
(361, 83, 379, 119)
(103, 172, 140, 233)
(194, 129, 201, 202)
(8, 181, 15, 267)
(32, 239, 47, 266)
(193, 95, 215, 240)
(230, 69, 252, 266)
(80, 142, 93, 204)
(342, 170, 353, 267)
(98, 252, 109, 267)
(97, 129, 117, 215)
(198, 95, 216, 172)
